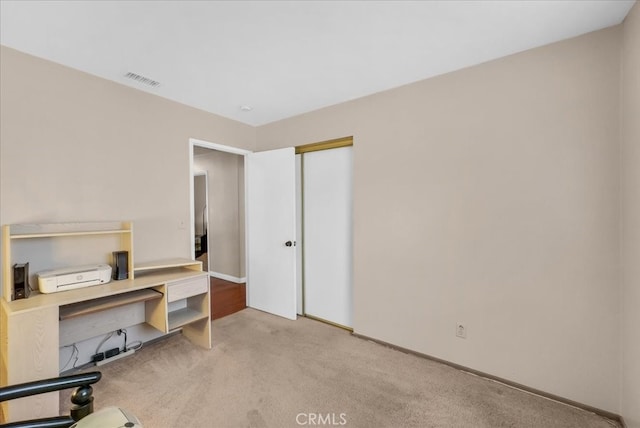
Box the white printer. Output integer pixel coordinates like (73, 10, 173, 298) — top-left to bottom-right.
(37, 264, 112, 294)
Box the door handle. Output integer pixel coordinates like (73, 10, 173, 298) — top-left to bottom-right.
(285, 241, 296, 247)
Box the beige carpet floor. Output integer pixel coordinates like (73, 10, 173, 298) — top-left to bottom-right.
(63, 308, 619, 428)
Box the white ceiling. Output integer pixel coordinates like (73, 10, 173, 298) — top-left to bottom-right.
(0, 0, 635, 126)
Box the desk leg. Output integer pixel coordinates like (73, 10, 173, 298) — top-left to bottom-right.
(1, 303, 59, 423)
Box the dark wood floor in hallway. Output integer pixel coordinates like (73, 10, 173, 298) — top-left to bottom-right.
(210, 277, 246, 320)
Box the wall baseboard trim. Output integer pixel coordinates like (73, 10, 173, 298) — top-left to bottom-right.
(351, 333, 625, 427)
(209, 271, 246, 284)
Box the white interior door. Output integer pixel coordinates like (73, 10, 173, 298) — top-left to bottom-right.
(247, 147, 297, 320)
(303, 146, 353, 327)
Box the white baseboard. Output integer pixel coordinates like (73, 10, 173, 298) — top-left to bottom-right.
(209, 271, 246, 284)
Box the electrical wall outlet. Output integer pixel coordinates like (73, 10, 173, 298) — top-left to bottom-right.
(456, 323, 467, 339)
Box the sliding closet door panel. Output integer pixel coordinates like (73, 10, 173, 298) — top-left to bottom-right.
(304, 146, 353, 327)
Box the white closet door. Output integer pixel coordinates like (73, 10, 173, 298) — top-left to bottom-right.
(304, 146, 353, 327)
(247, 147, 297, 321)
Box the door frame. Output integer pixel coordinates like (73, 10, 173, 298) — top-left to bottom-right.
(188, 138, 252, 303)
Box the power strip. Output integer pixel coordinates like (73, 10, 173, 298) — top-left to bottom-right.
(96, 349, 135, 366)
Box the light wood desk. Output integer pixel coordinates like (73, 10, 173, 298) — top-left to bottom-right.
(0, 258, 211, 423)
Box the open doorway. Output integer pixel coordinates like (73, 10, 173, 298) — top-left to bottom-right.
(193, 172, 208, 269)
(190, 139, 250, 320)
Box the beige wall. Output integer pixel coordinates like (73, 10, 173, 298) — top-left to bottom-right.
(257, 27, 622, 412)
(0, 46, 255, 273)
(193, 150, 245, 279)
(621, 3, 640, 427)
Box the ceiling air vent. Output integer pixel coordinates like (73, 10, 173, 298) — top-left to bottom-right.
(123, 72, 161, 88)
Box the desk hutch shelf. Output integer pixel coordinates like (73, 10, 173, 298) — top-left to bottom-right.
(1, 221, 134, 302)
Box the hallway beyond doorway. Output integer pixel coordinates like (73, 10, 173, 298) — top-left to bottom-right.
(211, 277, 246, 320)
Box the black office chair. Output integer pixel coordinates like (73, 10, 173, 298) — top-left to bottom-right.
(0, 372, 101, 428)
